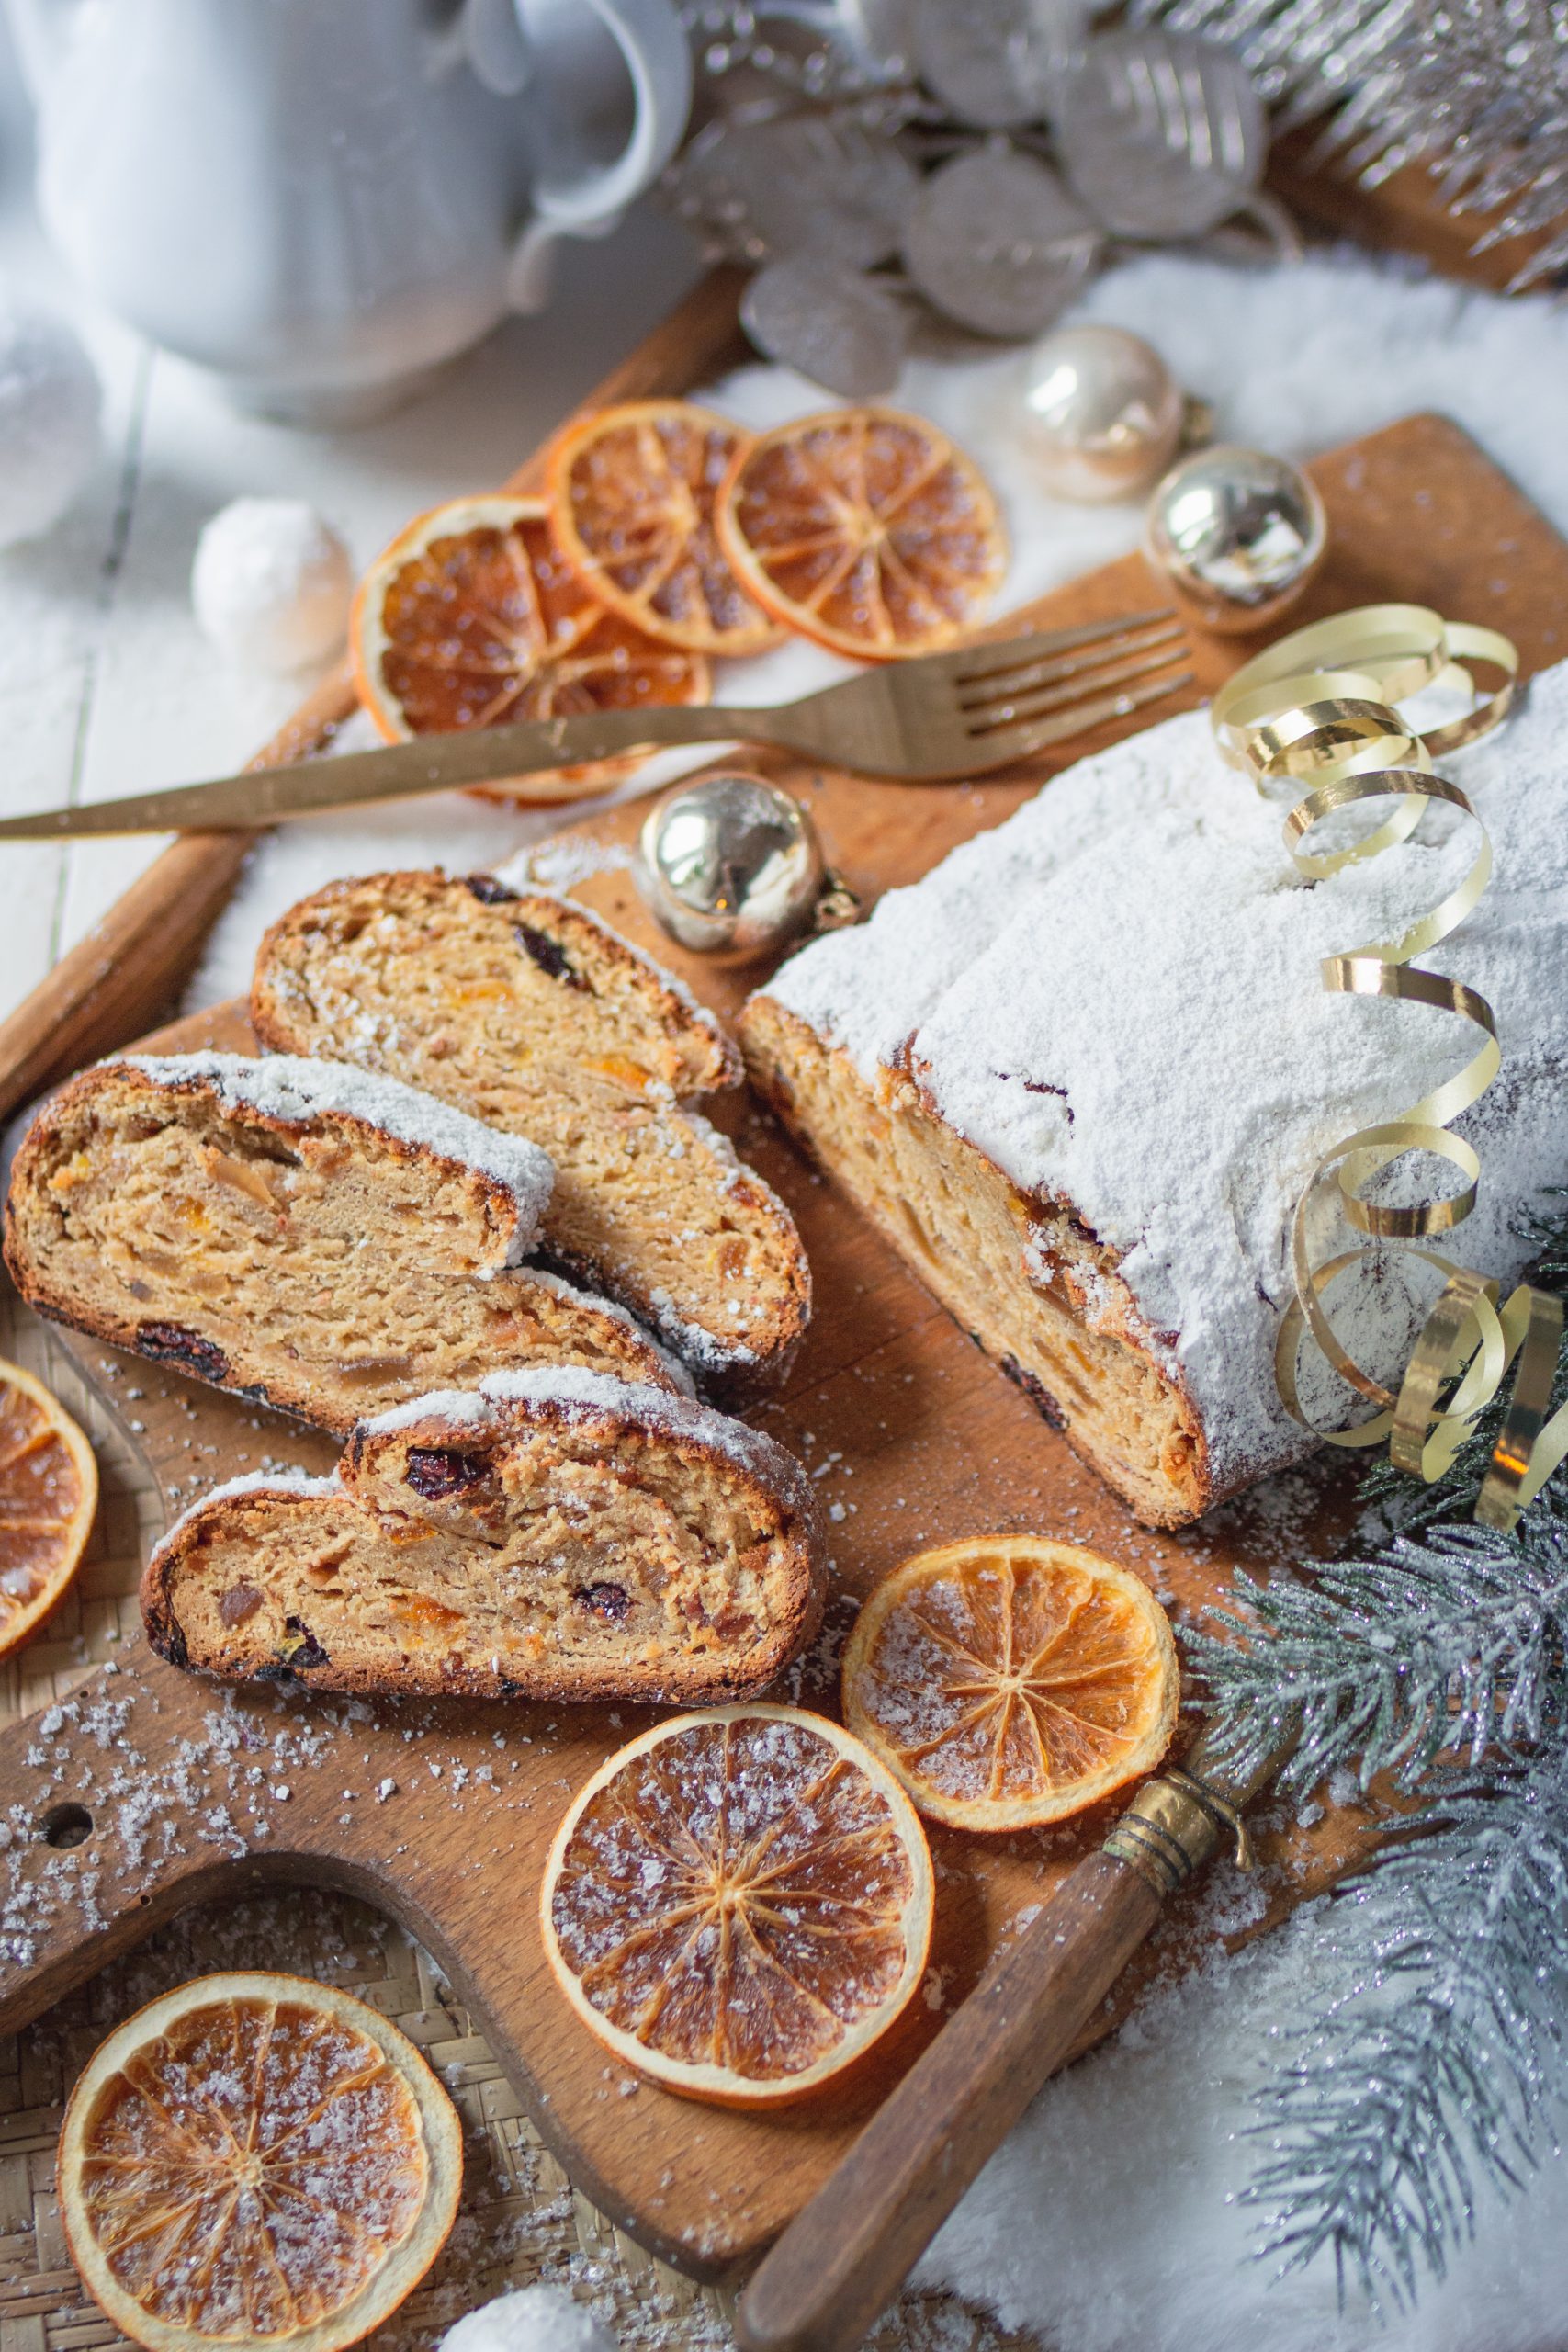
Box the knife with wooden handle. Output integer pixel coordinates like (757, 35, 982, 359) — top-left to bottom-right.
(736, 1729, 1278, 2352)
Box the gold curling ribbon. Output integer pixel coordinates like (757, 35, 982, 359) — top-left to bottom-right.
(1212, 605, 1568, 1532)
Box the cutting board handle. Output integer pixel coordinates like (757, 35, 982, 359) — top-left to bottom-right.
(736, 1851, 1164, 2352)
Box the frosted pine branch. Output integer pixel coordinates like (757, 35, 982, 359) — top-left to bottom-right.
(1189, 1513, 1568, 1795)
(1248, 1743, 1568, 2309)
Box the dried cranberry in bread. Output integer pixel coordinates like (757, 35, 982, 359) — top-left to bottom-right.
(4, 1053, 683, 1436)
(141, 1370, 825, 1704)
(249, 872, 809, 1386)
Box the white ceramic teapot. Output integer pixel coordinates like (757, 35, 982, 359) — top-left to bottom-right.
(6, 0, 692, 419)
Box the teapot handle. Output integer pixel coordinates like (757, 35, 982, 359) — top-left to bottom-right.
(484, 0, 692, 312)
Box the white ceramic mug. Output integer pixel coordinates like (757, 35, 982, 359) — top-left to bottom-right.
(6, 0, 693, 420)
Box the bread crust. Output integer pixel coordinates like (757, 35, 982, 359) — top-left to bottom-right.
(5, 1059, 680, 1434)
(141, 1377, 826, 1705)
(249, 872, 809, 1386)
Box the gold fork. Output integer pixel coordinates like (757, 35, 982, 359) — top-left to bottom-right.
(0, 611, 1191, 839)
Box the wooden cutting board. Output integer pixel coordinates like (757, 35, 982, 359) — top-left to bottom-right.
(3, 408, 1565, 2285)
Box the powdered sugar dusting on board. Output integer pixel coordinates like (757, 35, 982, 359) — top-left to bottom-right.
(761, 664, 1568, 1498)
(127, 1051, 555, 1260)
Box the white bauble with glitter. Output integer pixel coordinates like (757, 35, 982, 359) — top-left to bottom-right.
(440, 2285, 617, 2352)
(191, 496, 352, 671)
(0, 295, 101, 548)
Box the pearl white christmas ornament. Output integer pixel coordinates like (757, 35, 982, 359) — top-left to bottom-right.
(0, 295, 101, 548)
(1019, 323, 1183, 503)
(191, 496, 353, 671)
(440, 2285, 617, 2352)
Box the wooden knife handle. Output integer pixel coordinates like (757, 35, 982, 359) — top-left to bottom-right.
(736, 1850, 1164, 2352)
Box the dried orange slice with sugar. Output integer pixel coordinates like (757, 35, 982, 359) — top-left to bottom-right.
(547, 399, 786, 656)
(542, 1703, 932, 2107)
(351, 493, 709, 800)
(57, 1972, 462, 2352)
(717, 405, 1006, 660)
(0, 1355, 96, 1660)
(842, 1537, 1179, 1833)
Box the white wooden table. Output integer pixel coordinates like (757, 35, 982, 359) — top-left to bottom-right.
(0, 23, 701, 1029)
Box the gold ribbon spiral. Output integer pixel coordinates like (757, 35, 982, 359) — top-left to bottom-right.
(1211, 605, 1567, 1531)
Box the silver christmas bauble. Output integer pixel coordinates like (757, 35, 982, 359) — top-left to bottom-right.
(1019, 323, 1183, 503)
(638, 775, 848, 961)
(1144, 444, 1327, 635)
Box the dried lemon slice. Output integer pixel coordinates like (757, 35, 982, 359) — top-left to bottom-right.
(542, 1703, 932, 2107)
(717, 406, 1006, 660)
(842, 1537, 1179, 1831)
(0, 1354, 96, 1660)
(57, 1972, 462, 2352)
(548, 400, 785, 656)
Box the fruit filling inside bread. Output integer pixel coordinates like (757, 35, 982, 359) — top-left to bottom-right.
(4, 1055, 683, 1436)
(141, 1371, 825, 1704)
(250, 873, 810, 1383)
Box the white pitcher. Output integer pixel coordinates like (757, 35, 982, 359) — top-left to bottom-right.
(6, 0, 692, 419)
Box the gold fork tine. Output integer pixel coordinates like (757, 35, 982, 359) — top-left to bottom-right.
(957, 621, 1187, 713)
(963, 645, 1195, 737)
(967, 667, 1196, 769)
(950, 610, 1179, 683)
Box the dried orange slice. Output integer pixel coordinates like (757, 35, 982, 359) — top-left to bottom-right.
(57, 1971, 462, 2352)
(541, 1703, 932, 2107)
(0, 1355, 96, 1660)
(548, 400, 786, 656)
(842, 1538, 1179, 1833)
(351, 493, 709, 798)
(716, 406, 1006, 661)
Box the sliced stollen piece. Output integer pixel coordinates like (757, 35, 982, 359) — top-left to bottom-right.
(4, 1052, 685, 1437)
(250, 871, 810, 1385)
(141, 1370, 826, 1704)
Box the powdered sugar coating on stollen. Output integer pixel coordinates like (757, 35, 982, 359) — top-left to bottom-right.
(128, 1051, 555, 1261)
(152, 1467, 337, 1561)
(761, 662, 1568, 1499)
(363, 1368, 818, 1526)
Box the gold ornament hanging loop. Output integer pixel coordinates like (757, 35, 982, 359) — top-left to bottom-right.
(1213, 605, 1567, 1532)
